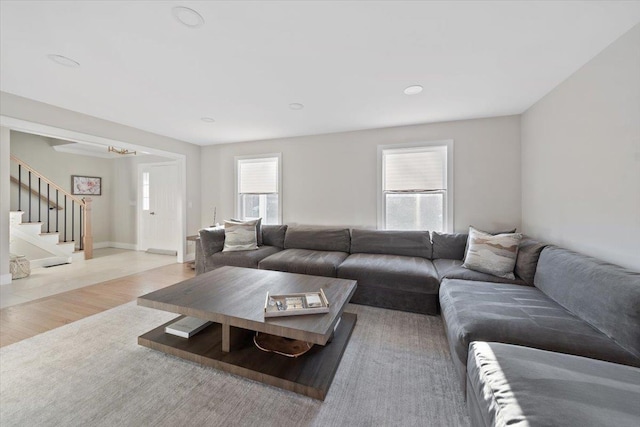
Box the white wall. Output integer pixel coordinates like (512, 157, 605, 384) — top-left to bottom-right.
(202, 115, 521, 233)
(521, 24, 640, 271)
(0, 92, 202, 256)
(0, 127, 11, 284)
(10, 131, 114, 244)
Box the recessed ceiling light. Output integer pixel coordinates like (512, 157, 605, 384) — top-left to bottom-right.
(47, 54, 80, 68)
(201, 117, 215, 123)
(404, 85, 423, 95)
(172, 6, 205, 28)
(289, 103, 304, 110)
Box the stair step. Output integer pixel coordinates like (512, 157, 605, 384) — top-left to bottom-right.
(9, 211, 25, 226)
(15, 222, 43, 234)
(39, 232, 61, 245)
(56, 241, 76, 255)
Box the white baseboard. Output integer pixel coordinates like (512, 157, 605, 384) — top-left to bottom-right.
(93, 241, 138, 251)
(184, 253, 195, 262)
(0, 273, 12, 286)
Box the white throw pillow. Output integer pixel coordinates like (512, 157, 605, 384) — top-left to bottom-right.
(462, 227, 522, 279)
(222, 219, 259, 252)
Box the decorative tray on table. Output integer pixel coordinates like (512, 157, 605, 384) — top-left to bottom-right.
(263, 289, 329, 318)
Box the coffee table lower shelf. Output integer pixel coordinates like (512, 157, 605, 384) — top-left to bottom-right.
(138, 312, 357, 400)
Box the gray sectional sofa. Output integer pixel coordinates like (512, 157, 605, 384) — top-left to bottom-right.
(440, 245, 640, 392)
(195, 224, 640, 426)
(467, 342, 640, 427)
(196, 225, 529, 315)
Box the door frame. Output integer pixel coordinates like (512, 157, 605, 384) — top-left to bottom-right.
(0, 116, 188, 263)
(137, 161, 182, 254)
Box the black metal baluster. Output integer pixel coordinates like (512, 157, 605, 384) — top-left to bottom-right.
(38, 178, 41, 222)
(56, 190, 59, 232)
(18, 165, 22, 211)
(64, 196, 67, 242)
(28, 171, 32, 222)
(71, 200, 75, 242)
(47, 184, 50, 233)
(80, 205, 84, 250)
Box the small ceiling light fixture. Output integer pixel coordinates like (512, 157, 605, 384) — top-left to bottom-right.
(403, 85, 423, 95)
(201, 117, 215, 123)
(47, 54, 80, 68)
(289, 103, 304, 110)
(172, 6, 205, 28)
(108, 146, 137, 156)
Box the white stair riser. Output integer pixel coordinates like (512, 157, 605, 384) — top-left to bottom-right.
(39, 233, 60, 245)
(29, 257, 72, 269)
(9, 211, 24, 226)
(57, 242, 76, 255)
(16, 223, 43, 235)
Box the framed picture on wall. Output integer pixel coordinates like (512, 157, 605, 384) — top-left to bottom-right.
(71, 175, 102, 195)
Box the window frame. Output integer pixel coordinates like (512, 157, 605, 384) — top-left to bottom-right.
(234, 153, 282, 225)
(377, 140, 454, 232)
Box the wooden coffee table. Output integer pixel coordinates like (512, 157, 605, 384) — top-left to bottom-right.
(137, 266, 357, 400)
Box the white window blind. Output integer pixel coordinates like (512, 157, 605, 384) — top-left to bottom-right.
(238, 158, 278, 194)
(384, 147, 446, 192)
(379, 142, 452, 232)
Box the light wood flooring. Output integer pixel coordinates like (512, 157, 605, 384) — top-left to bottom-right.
(0, 263, 194, 348)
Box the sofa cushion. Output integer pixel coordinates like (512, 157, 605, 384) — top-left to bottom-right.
(431, 232, 467, 260)
(284, 226, 351, 252)
(350, 229, 431, 259)
(462, 227, 522, 279)
(258, 249, 349, 277)
(199, 227, 226, 257)
(433, 259, 526, 286)
(467, 342, 640, 427)
(261, 224, 287, 248)
(514, 237, 546, 285)
(439, 279, 640, 391)
(223, 220, 259, 252)
(337, 253, 439, 294)
(207, 245, 281, 270)
(535, 246, 640, 359)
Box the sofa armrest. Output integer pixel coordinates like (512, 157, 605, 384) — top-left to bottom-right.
(196, 228, 226, 275)
(199, 228, 225, 255)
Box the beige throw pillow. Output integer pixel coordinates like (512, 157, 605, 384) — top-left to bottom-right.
(462, 227, 522, 279)
(222, 220, 259, 252)
(229, 217, 263, 246)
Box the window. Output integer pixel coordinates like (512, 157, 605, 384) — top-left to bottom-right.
(380, 141, 452, 232)
(236, 154, 281, 224)
(142, 172, 150, 211)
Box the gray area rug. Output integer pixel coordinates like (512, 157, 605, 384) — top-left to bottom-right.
(0, 302, 469, 426)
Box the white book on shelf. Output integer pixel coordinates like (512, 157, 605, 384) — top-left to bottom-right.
(165, 317, 211, 338)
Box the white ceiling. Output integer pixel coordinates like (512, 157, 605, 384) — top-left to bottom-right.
(1, 1, 640, 146)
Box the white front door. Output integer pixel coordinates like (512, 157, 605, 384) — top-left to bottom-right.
(139, 162, 179, 253)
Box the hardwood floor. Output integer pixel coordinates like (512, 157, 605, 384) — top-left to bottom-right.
(0, 263, 194, 348)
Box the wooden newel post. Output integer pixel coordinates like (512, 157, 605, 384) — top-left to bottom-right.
(83, 197, 93, 260)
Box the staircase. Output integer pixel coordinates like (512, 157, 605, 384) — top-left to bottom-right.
(9, 155, 93, 268)
(10, 211, 81, 267)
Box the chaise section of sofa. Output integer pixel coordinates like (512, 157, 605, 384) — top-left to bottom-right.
(337, 229, 439, 315)
(439, 245, 640, 392)
(467, 342, 640, 427)
(258, 226, 350, 277)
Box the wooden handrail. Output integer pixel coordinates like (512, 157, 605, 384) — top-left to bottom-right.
(10, 176, 63, 210)
(10, 154, 93, 260)
(10, 155, 85, 205)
